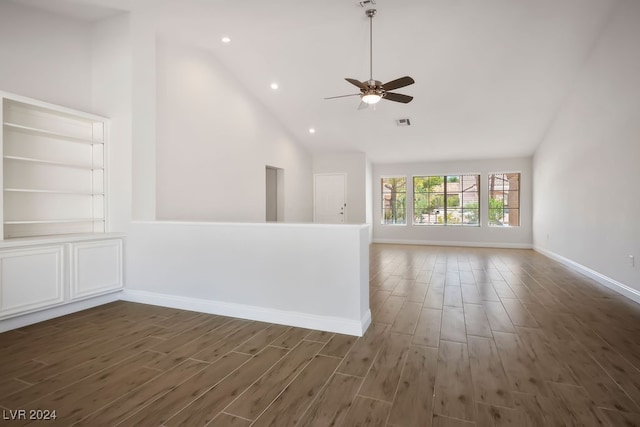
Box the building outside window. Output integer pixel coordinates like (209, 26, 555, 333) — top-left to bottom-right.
(488, 172, 520, 227)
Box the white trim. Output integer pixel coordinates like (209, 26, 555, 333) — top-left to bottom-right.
(0, 291, 121, 333)
(534, 246, 640, 305)
(373, 238, 532, 249)
(121, 289, 369, 337)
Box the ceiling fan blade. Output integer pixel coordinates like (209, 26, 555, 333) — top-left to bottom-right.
(324, 93, 361, 100)
(345, 78, 368, 90)
(384, 92, 414, 103)
(358, 100, 369, 110)
(382, 76, 415, 91)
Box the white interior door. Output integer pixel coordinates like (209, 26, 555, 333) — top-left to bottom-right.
(314, 173, 346, 223)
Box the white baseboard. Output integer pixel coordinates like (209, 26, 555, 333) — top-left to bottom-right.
(121, 289, 370, 337)
(534, 246, 640, 305)
(0, 291, 122, 333)
(373, 238, 533, 249)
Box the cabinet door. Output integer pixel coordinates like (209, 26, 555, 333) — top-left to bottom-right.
(0, 246, 64, 317)
(70, 239, 123, 300)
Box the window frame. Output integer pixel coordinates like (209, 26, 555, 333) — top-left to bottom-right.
(412, 174, 480, 227)
(487, 171, 521, 228)
(380, 176, 408, 226)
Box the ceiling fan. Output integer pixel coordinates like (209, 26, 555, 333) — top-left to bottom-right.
(325, 8, 415, 109)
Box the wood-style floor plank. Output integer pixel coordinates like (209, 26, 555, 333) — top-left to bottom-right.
(319, 333, 356, 358)
(163, 346, 288, 427)
(500, 299, 539, 328)
(424, 286, 445, 310)
(119, 352, 252, 426)
(209, 413, 252, 426)
(298, 373, 362, 427)
(224, 341, 323, 420)
(337, 322, 390, 377)
(467, 336, 514, 408)
(483, 301, 516, 333)
(77, 358, 210, 426)
(444, 286, 464, 307)
(359, 332, 412, 402)
(476, 402, 527, 426)
(463, 304, 493, 338)
(547, 382, 610, 426)
(2, 335, 163, 408)
(432, 414, 475, 426)
(376, 295, 406, 324)
(251, 355, 340, 426)
(440, 306, 467, 343)
(388, 345, 438, 426)
(434, 340, 475, 422)
(406, 280, 429, 304)
(234, 323, 291, 355)
(492, 332, 549, 397)
(390, 302, 421, 335)
(341, 396, 392, 427)
(461, 285, 483, 304)
(600, 408, 640, 427)
(412, 308, 442, 348)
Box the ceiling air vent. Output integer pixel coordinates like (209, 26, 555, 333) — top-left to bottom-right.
(396, 118, 411, 126)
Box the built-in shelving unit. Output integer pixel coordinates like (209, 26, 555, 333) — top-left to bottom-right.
(1, 94, 108, 239)
(0, 93, 121, 326)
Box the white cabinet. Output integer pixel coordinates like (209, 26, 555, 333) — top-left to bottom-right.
(0, 246, 64, 316)
(70, 239, 123, 299)
(1, 92, 108, 239)
(0, 235, 124, 319)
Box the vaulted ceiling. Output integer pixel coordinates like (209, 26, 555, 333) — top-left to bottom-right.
(10, 0, 618, 163)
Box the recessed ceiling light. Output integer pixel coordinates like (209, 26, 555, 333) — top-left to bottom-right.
(309, 128, 316, 134)
(221, 36, 231, 43)
(270, 83, 279, 90)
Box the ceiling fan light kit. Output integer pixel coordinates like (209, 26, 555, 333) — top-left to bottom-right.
(325, 8, 415, 109)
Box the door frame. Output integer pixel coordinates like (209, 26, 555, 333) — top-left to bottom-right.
(313, 173, 347, 223)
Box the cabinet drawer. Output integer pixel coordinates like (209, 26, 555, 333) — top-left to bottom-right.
(0, 246, 64, 316)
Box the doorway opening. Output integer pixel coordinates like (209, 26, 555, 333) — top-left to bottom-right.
(266, 166, 284, 222)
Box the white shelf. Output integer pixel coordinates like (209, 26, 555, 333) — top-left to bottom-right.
(4, 219, 103, 225)
(2, 94, 108, 240)
(3, 122, 101, 145)
(3, 155, 100, 171)
(4, 188, 104, 195)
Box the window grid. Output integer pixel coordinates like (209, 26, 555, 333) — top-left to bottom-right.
(381, 177, 407, 225)
(413, 175, 480, 226)
(488, 173, 520, 227)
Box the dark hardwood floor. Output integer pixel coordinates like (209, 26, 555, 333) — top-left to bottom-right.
(1, 244, 640, 426)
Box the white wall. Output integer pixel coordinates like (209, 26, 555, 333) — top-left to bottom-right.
(313, 152, 368, 224)
(0, 1, 93, 111)
(533, 0, 640, 296)
(373, 157, 533, 248)
(125, 221, 370, 335)
(365, 157, 373, 241)
(155, 38, 313, 223)
(91, 13, 132, 233)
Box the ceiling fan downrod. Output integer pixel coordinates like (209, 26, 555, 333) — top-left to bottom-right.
(366, 9, 377, 83)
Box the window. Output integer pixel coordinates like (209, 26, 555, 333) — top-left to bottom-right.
(414, 175, 479, 225)
(488, 173, 520, 227)
(381, 177, 406, 224)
